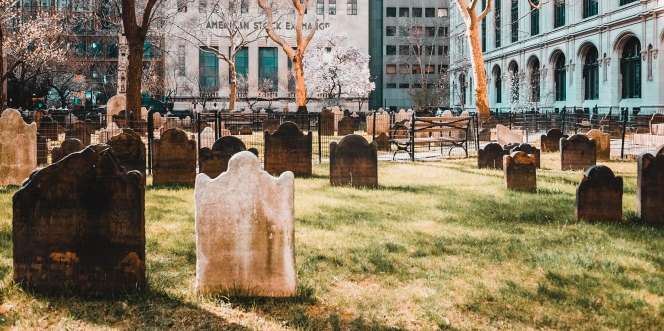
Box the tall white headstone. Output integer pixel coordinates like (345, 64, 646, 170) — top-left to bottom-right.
(0, 109, 37, 185)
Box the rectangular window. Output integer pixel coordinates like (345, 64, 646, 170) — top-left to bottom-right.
(619, 0, 637, 5)
(554, 2, 565, 28)
(413, 8, 422, 17)
(481, 0, 486, 51)
(437, 8, 448, 17)
(386, 45, 396, 55)
(583, 0, 598, 18)
(386, 7, 396, 17)
(386, 64, 397, 74)
(240, 0, 248, 13)
(177, 45, 186, 76)
(199, 47, 219, 92)
(399, 26, 409, 36)
(438, 45, 449, 56)
(531, 0, 539, 36)
(234, 47, 249, 80)
(258, 47, 278, 91)
(425, 65, 435, 74)
(426, 45, 434, 55)
(510, 0, 518, 42)
(386, 26, 396, 36)
(199, 0, 207, 13)
(439, 65, 448, 73)
(399, 64, 410, 75)
(398, 7, 409, 17)
(399, 83, 409, 89)
(316, 0, 324, 15)
(329, 0, 336, 15)
(438, 26, 448, 36)
(177, 0, 188, 12)
(495, 0, 501, 47)
(386, 83, 397, 88)
(346, 0, 357, 15)
(426, 26, 436, 37)
(425, 7, 435, 17)
(412, 65, 422, 75)
(398, 45, 410, 56)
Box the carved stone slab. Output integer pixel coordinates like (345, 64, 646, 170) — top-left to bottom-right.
(503, 151, 537, 192)
(153, 128, 196, 185)
(108, 129, 146, 175)
(478, 143, 508, 169)
(13, 145, 145, 294)
(541, 128, 567, 152)
(586, 129, 611, 161)
(264, 122, 312, 177)
(576, 165, 623, 222)
(0, 109, 37, 186)
(200, 136, 247, 179)
(330, 135, 378, 188)
(561, 134, 597, 171)
(52, 138, 85, 163)
(637, 146, 664, 225)
(496, 124, 524, 146)
(337, 116, 356, 136)
(194, 151, 296, 297)
(320, 108, 335, 136)
(506, 143, 541, 168)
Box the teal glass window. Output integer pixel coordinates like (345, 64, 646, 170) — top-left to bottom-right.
(199, 47, 219, 92)
(234, 47, 249, 79)
(621, 38, 641, 99)
(583, 0, 598, 18)
(531, 0, 539, 36)
(583, 47, 599, 100)
(259, 47, 278, 91)
(554, 54, 566, 101)
(510, 0, 518, 42)
(495, 68, 502, 104)
(495, 0, 501, 47)
(554, 2, 565, 28)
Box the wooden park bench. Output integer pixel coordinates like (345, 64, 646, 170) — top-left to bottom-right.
(389, 115, 473, 161)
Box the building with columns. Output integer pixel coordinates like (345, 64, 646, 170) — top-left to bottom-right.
(449, 0, 664, 111)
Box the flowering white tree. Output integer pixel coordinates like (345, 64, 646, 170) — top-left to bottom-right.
(304, 33, 374, 108)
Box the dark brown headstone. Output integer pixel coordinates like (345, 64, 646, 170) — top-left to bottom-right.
(52, 138, 85, 163)
(337, 117, 355, 136)
(13, 145, 145, 294)
(239, 126, 253, 135)
(541, 129, 567, 152)
(200, 136, 247, 178)
(507, 143, 541, 168)
(478, 143, 508, 169)
(637, 146, 664, 225)
(66, 122, 92, 146)
(576, 165, 623, 222)
(561, 134, 596, 171)
(374, 132, 391, 152)
(320, 109, 335, 136)
(108, 129, 146, 175)
(263, 119, 281, 134)
(503, 151, 537, 192)
(330, 135, 378, 188)
(264, 122, 312, 177)
(153, 128, 196, 185)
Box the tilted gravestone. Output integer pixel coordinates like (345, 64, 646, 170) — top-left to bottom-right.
(264, 122, 312, 177)
(561, 134, 596, 171)
(200, 136, 250, 178)
(195, 151, 296, 297)
(586, 129, 611, 161)
(108, 129, 146, 175)
(540, 128, 567, 152)
(13, 145, 145, 294)
(319, 108, 336, 136)
(503, 151, 537, 192)
(637, 146, 664, 225)
(330, 135, 378, 188)
(66, 122, 92, 146)
(506, 143, 541, 168)
(576, 165, 623, 222)
(374, 132, 391, 152)
(263, 118, 281, 134)
(52, 138, 85, 163)
(153, 128, 196, 185)
(337, 116, 356, 136)
(478, 143, 508, 169)
(0, 109, 37, 186)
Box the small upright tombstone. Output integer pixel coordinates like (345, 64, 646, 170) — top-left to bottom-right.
(508, 143, 541, 168)
(586, 129, 611, 161)
(337, 116, 355, 136)
(200, 136, 249, 178)
(541, 128, 567, 152)
(561, 134, 596, 171)
(637, 146, 664, 225)
(576, 165, 623, 222)
(478, 143, 507, 169)
(195, 151, 296, 297)
(0, 109, 37, 186)
(13, 145, 145, 294)
(503, 151, 537, 192)
(199, 127, 215, 149)
(51, 138, 85, 163)
(496, 124, 524, 146)
(153, 128, 196, 185)
(330, 135, 378, 188)
(264, 122, 312, 177)
(66, 122, 92, 146)
(320, 108, 335, 136)
(374, 132, 391, 152)
(108, 129, 146, 175)
(366, 111, 390, 136)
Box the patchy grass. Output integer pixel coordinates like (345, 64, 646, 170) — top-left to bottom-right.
(0, 154, 663, 330)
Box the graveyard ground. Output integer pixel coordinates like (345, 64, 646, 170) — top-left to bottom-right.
(0, 155, 663, 330)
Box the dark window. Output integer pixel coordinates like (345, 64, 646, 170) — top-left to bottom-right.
(259, 47, 278, 91)
(621, 38, 641, 98)
(413, 8, 422, 17)
(554, 1, 565, 28)
(399, 45, 410, 55)
(399, 7, 409, 17)
(583, 47, 599, 100)
(425, 7, 435, 17)
(386, 83, 397, 88)
(234, 47, 249, 81)
(531, 0, 539, 36)
(426, 27, 436, 37)
(386, 45, 396, 55)
(346, 0, 357, 15)
(329, 0, 336, 15)
(199, 47, 219, 92)
(316, 0, 324, 15)
(510, 0, 518, 42)
(554, 54, 566, 101)
(529, 59, 540, 102)
(509, 63, 519, 101)
(620, 0, 637, 5)
(459, 74, 466, 105)
(494, 68, 502, 103)
(438, 26, 449, 36)
(583, 0, 598, 18)
(481, 0, 487, 51)
(399, 83, 410, 89)
(495, 0, 501, 47)
(386, 26, 396, 36)
(386, 7, 396, 17)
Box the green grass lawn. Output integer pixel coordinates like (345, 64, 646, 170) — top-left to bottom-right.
(1, 155, 663, 330)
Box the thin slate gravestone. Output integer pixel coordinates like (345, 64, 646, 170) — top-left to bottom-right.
(108, 128, 146, 175)
(153, 128, 196, 185)
(199, 136, 255, 179)
(503, 151, 537, 192)
(195, 151, 296, 297)
(576, 165, 623, 222)
(330, 135, 378, 188)
(0, 109, 37, 186)
(507, 143, 541, 169)
(541, 128, 567, 152)
(637, 146, 664, 225)
(586, 129, 611, 161)
(320, 108, 335, 136)
(13, 145, 145, 294)
(52, 138, 85, 163)
(561, 134, 596, 171)
(337, 116, 355, 136)
(264, 122, 312, 177)
(478, 143, 508, 169)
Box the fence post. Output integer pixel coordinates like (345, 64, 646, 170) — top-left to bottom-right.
(372, 110, 377, 142)
(475, 113, 480, 152)
(410, 111, 415, 162)
(561, 107, 567, 133)
(620, 108, 628, 159)
(146, 109, 156, 175)
(317, 112, 322, 164)
(215, 110, 220, 139)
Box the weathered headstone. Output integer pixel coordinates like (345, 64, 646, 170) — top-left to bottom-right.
(541, 128, 567, 152)
(496, 124, 524, 146)
(478, 143, 507, 169)
(503, 151, 537, 192)
(239, 126, 253, 135)
(320, 108, 335, 136)
(66, 122, 92, 146)
(51, 138, 85, 163)
(507, 143, 541, 168)
(586, 129, 611, 161)
(108, 129, 146, 175)
(561, 134, 596, 171)
(0, 109, 37, 186)
(337, 116, 356, 136)
(395, 109, 411, 122)
(374, 132, 391, 152)
(153, 128, 196, 185)
(366, 112, 390, 136)
(13, 145, 145, 294)
(330, 135, 378, 188)
(637, 146, 664, 225)
(576, 165, 623, 222)
(264, 122, 312, 177)
(195, 151, 296, 296)
(200, 136, 248, 178)
(263, 118, 281, 134)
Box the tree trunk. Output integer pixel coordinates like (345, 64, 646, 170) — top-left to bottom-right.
(228, 63, 237, 111)
(292, 55, 307, 109)
(126, 39, 145, 121)
(465, 19, 490, 121)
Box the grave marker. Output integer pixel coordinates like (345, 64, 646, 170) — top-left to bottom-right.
(0, 109, 37, 186)
(264, 122, 312, 177)
(576, 165, 623, 222)
(561, 134, 596, 171)
(478, 143, 507, 169)
(503, 151, 537, 192)
(153, 128, 196, 185)
(541, 128, 567, 152)
(330, 135, 378, 188)
(637, 146, 664, 225)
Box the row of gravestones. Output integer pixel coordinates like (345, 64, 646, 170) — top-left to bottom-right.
(479, 141, 664, 225)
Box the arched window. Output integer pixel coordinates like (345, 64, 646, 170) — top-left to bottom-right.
(583, 46, 599, 100)
(554, 54, 566, 101)
(583, 0, 598, 18)
(529, 57, 540, 102)
(508, 61, 519, 102)
(530, 0, 540, 36)
(494, 66, 502, 104)
(621, 37, 641, 99)
(554, 0, 565, 28)
(459, 73, 467, 105)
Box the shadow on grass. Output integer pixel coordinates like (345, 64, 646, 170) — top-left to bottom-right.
(147, 183, 193, 191)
